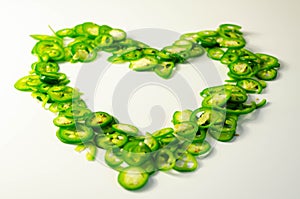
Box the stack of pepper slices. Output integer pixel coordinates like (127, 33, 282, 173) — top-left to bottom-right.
(15, 22, 280, 190)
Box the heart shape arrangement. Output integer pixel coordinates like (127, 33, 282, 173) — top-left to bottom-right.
(15, 22, 280, 190)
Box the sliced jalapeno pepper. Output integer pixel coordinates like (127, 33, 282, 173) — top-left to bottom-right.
(71, 42, 97, 62)
(53, 115, 75, 127)
(47, 85, 81, 102)
(220, 50, 239, 65)
(99, 25, 113, 35)
(173, 121, 198, 141)
(129, 56, 158, 71)
(256, 68, 277, 81)
(198, 36, 219, 48)
(34, 61, 59, 75)
(121, 49, 143, 61)
(187, 140, 211, 156)
(112, 123, 139, 136)
(224, 101, 257, 115)
(180, 32, 201, 43)
(143, 133, 159, 151)
(118, 166, 149, 190)
(256, 53, 279, 69)
(237, 79, 263, 93)
(190, 107, 225, 128)
(14, 75, 42, 91)
(193, 128, 207, 143)
(56, 28, 76, 38)
(154, 148, 176, 171)
(210, 114, 238, 137)
(172, 109, 193, 125)
(94, 34, 114, 48)
(105, 147, 124, 168)
(140, 157, 157, 175)
(95, 132, 128, 149)
(173, 152, 198, 172)
(82, 22, 100, 38)
(208, 128, 236, 142)
(40, 72, 67, 85)
(229, 60, 253, 76)
(85, 111, 113, 128)
(142, 48, 159, 56)
(154, 61, 174, 79)
(152, 127, 174, 139)
(188, 45, 205, 57)
(207, 47, 225, 60)
(109, 29, 126, 41)
(122, 141, 151, 166)
(201, 90, 231, 107)
(56, 125, 94, 144)
(74, 24, 87, 37)
(219, 24, 242, 35)
(173, 39, 193, 51)
(217, 37, 245, 49)
(64, 107, 91, 120)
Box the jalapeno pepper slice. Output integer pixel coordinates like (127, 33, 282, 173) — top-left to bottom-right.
(173, 152, 198, 172)
(56, 125, 94, 144)
(154, 61, 174, 79)
(47, 85, 81, 102)
(112, 123, 139, 136)
(121, 49, 143, 61)
(152, 127, 174, 139)
(187, 140, 211, 156)
(190, 107, 225, 128)
(122, 141, 151, 166)
(218, 37, 246, 49)
(208, 128, 236, 142)
(220, 50, 239, 65)
(256, 68, 278, 81)
(118, 166, 149, 190)
(94, 34, 114, 48)
(201, 90, 231, 107)
(210, 114, 238, 139)
(140, 157, 157, 175)
(40, 72, 67, 85)
(105, 147, 124, 168)
(256, 53, 279, 69)
(85, 111, 113, 128)
(82, 22, 100, 38)
(173, 121, 198, 141)
(143, 133, 159, 151)
(14, 75, 42, 91)
(172, 109, 193, 125)
(34, 61, 59, 75)
(188, 45, 205, 57)
(53, 115, 75, 127)
(192, 128, 207, 143)
(229, 60, 253, 76)
(64, 107, 91, 120)
(224, 101, 257, 115)
(71, 42, 97, 63)
(154, 148, 176, 171)
(237, 79, 263, 94)
(129, 56, 158, 71)
(109, 29, 127, 41)
(207, 47, 225, 60)
(95, 132, 128, 149)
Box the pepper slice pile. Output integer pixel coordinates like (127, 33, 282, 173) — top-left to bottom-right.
(14, 22, 280, 191)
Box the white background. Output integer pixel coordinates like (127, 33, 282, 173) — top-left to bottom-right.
(1, 0, 300, 198)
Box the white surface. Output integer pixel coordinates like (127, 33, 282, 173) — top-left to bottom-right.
(1, 0, 300, 198)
